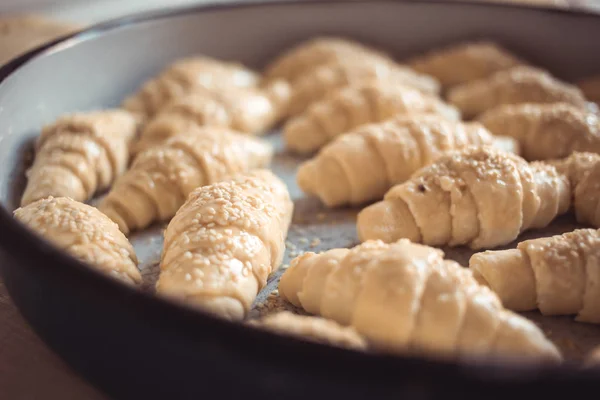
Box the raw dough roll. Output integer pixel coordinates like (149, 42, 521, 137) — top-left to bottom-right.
(279, 239, 560, 362)
(156, 170, 293, 321)
(288, 58, 439, 116)
(584, 346, 600, 368)
(21, 110, 137, 206)
(248, 312, 368, 350)
(132, 80, 290, 154)
(14, 196, 141, 285)
(478, 103, 600, 161)
(264, 36, 393, 83)
(357, 146, 571, 249)
(549, 152, 600, 228)
(123, 56, 259, 120)
(407, 41, 524, 88)
(448, 66, 589, 118)
(470, 228, 600, 323)
(297, 114, 517, 207)
(99, 127, 272, 235)
(284, 81, 460, 154)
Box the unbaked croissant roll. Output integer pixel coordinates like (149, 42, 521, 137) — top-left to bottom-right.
(549, 152, 600, 228)
(448, 66, 589, 118)
(156, 170, 293, 321)
(99, 127, 273, 235)
(248, 312, 368, 350)
(123, 56, 259, 120)
(470, 228, 600, 323)
(297, 114, 518, 207)
(264, 37, 393, 83)
(14, 196, 141, 285)
(21, 110, 137, 207)
(478, 103, 600, 161)
(407, 41, 524, 88)
(284, 81, 460, 154)
(279, 239, 560, 361)
(132, 80, 291, 154)
(288, 58, 440, 116)
(357, 146, 571, 249)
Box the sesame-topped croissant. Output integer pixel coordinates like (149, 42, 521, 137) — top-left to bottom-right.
(123, 56, 259, 120)
(14, 196, 141, 285)
(357, 146, 570, 249)
(470, 228, 600, 323)
(156, 170, 293, 321)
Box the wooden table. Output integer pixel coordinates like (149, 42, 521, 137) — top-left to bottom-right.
(0, 280, 107, 399)
(0, 1, 598, 399)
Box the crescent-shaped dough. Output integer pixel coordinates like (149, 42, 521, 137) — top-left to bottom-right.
(123, 56, 259, 120)
(407, 41, 524, 88)
(470, 228, 600, 323)
(14, 196, 141, 285)
(448, 66, 589, 118)
(288, 58, 439, 115)
(549, 152, 600, 228)
(284, 81, 460, 154)
(279, 239, 560, 361)
(357, 146, 570, 249)
(264, 37, 393, 83)
(132, 80, 290, 154)
(478, 103, 600, 161)
(248, 312, 368, 350)
(297, 114, 517, 207)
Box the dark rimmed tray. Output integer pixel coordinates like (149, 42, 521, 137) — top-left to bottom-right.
(0, 1, 600, 399)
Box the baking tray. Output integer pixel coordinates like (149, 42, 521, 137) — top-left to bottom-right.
(1, 1, 600, 398)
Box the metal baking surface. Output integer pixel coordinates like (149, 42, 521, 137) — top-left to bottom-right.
(125, 130, 599, 362)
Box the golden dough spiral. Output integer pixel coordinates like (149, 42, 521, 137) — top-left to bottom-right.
(358, 146, 570, 249)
